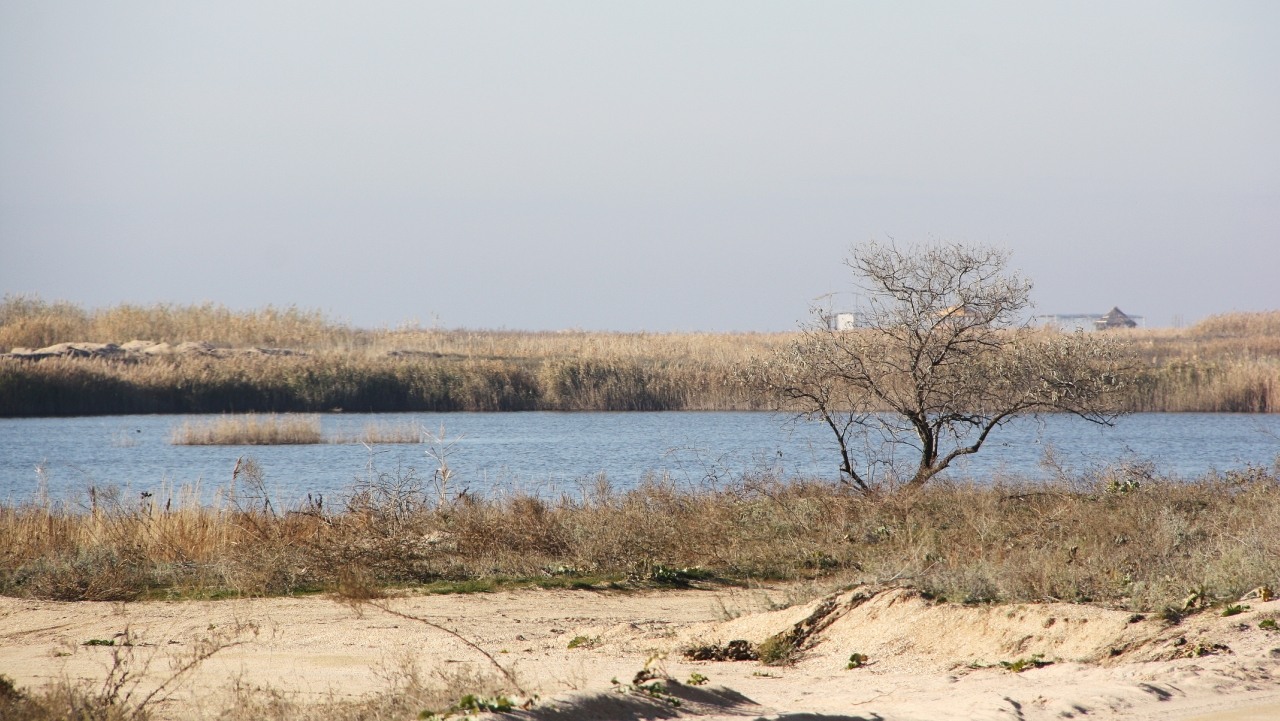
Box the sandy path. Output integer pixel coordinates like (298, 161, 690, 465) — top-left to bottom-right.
(1, 585, 1278, 720)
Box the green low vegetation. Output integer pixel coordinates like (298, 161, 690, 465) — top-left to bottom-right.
(998, 654, 1054, 673)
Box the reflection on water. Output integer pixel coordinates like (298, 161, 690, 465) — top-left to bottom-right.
(1, 412, 1278, 504)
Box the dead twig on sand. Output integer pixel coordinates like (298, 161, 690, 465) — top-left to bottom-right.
(360, 600, 527, 696)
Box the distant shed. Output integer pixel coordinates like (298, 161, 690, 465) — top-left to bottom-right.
(826, 312, 862, 330)
(1094, 306, 1138, 330)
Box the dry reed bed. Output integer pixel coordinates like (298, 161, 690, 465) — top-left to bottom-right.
(2, 467, 1276, 612)
(330, 420, 427, 445)
(3, 297, 1280, 415)
(170, 414, 325, 445)
(170, 415, 429, 445)
(6, 336, 1277, 415)
(0, 295, 786, 360)
(0, 353, 760, 416)
(0, 297, 363, 351)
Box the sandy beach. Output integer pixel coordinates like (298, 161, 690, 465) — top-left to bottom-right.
(2, 584, 1278, 720)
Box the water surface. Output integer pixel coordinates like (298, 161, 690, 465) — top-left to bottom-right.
(2, 412, 1277, 505)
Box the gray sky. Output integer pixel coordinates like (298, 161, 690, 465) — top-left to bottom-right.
(2, 2, 1277, 331)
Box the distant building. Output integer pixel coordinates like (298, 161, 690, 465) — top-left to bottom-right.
(830, 312, 860, 331)
(1033, 307, 1144, 331)
(1094, 306, 1138, 330)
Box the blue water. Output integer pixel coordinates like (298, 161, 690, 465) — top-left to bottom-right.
(1, 412, 1277, 506)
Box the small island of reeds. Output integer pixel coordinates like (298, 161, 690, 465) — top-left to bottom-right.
(168, 414, 427, 445)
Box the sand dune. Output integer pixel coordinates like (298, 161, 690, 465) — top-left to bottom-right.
(1, 585, 1277, 719)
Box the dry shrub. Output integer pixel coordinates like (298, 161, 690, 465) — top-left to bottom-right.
(447, 494, 570, 574)
(9, 547, 153, 602)
(892, 469, 1280, 608)
(0, 623, 249, 721)
(1, 466, 1277, 610)
(216, 663, 514, 721)
(0, 676, 140, 721)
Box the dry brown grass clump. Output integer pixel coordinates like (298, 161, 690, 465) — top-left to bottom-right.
(0, 663, 517, 721)
(2, 462, 1277, 612)
(170, 414, 324, 445)
(212, 663, 517, 721)
(330, 420, 425, 445)
(0, 675, 139, 721)
(0, 622, 252, 721)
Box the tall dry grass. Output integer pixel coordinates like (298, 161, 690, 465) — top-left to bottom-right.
(330, 420, 425, 445)
(0, 351, 758, 416)
(2, 463, 1277, 612)
(2, 298, 1279, 415)
(167, 417, 440, 445)
(0, 294, 783, 360)
(171, 414, 324, 445)
(1131, 356, 1280, 412)
(0, 295, 364, 351)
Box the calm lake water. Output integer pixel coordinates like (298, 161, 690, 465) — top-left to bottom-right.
(2, 412, 1278, 506)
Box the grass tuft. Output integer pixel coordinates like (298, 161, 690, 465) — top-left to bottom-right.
(170, 414, 323, 445)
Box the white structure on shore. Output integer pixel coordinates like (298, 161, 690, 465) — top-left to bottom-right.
(829, 312, 861, 331)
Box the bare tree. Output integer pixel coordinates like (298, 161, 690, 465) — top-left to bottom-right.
(750, 240, 1134, 491)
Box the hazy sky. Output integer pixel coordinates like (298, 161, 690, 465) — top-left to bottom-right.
(2, 2, 1276, 331)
